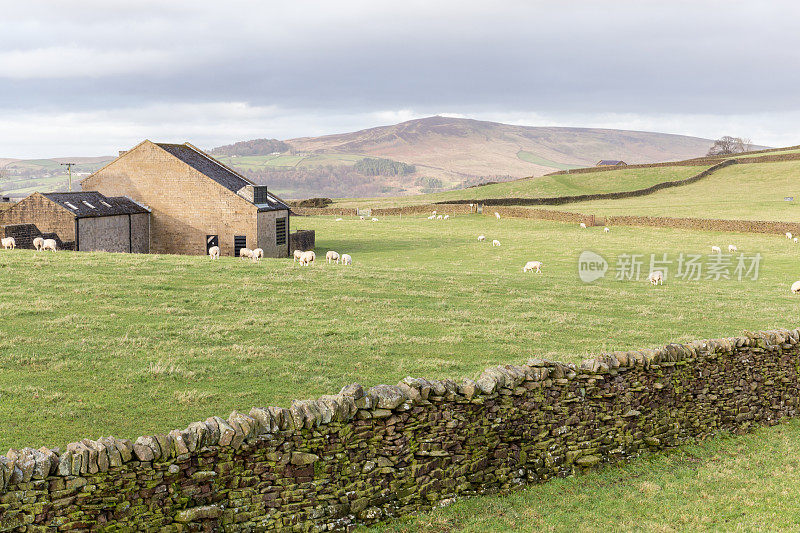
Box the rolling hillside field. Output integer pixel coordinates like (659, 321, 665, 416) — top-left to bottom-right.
(537, 159, 800, 221)
(330, 165, 711, 208)
(1, 215, 799, 450)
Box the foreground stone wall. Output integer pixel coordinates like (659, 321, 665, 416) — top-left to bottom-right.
(2, 329, 800, 531)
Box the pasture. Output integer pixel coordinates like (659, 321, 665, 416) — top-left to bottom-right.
(373, 418, 800, 532)
(1, 214, 799, 450)
(541, 159, 800, 221)
(330, 165, 709, 208)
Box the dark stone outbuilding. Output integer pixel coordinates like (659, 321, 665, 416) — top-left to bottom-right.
(0, 191, 150, 252)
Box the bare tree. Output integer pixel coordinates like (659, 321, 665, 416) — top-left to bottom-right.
(707, 136, 752, 156)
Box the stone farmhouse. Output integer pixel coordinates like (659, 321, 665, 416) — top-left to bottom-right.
(0, 191, 150, 252)
(81, 140, 291, 257)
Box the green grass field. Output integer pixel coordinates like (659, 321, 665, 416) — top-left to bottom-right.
(516, 150, 584, 170)
(1, 215, 799, 450)
(331, 166, 709, 208)
(371, 418, 800, 532)
(541, 159, 800, 221)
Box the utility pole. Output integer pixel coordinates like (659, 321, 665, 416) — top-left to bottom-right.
(61, 163, 76, 192)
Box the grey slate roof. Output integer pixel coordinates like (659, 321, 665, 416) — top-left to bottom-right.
(156, 142, 289, 211)
(157, 143, 252, 195)
(597, 160, 626, 166)
(42, 192, 150, 218)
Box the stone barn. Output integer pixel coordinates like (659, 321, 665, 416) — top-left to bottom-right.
(0, 191, 150, 252)
(81, 140, 291, 257)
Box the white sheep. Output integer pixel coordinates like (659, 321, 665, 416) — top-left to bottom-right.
(711, 245, 721, 254)
(251, 248, 264, 262)
(239, 248, 254, 260)
(443, 214, 449, 220)
(371, 217, 379, 222)
(33, 237, 44, 251)
(792, 280, 800, 294)
(293, 249, 303, 262)
(494, 212, 501, 220)
(580, 222, 587, 229)
(1, 237, 16, 250)
(795, 237, 799, 244)
(432, 210, 437, 216)
(427, 215, 435, 220)
(648, 270, 664, 285)
(604, 227, 610, 233)
(787, 232, 793, 239)
(341, 254, 352, 266)
(492, 239, 501, 247)
(326, 250, 340, 264)
(523, 260, 542, 273)
(208, 246, 220, 260)
(477, 235, 486, 242)
(299, 250, 316, 266)
(728, 244, 737, 253)
(436, 215, 443, 220)
(42, 239, 57, 252)
(360, 216, 365, 220)
(335, 218, 343, 222)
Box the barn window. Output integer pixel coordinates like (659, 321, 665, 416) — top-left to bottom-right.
(64, 202, 78, 210)
(276, 217, 287, 246)
(234, 235, 247, 257)
(82, 201, 96, 209)
(100, 201, 112, 208)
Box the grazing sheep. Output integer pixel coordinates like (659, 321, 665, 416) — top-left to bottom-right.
(335, 218, 343, 222)
(604, 227, 610, 233)
(239, 248, 254, 260)
(299, 250, 316, 266)
(648, 270, 664, 285)
(326, 250, 340, 264)
(792, 280, 800, 294)
(432, 210, 437, 216)
(478, 235, 486, 242)
(494, 212, 501, 220)
(427, 215, 435, 219)
(580, 222, 587, 229)
(42, 239, 57, 252)
(443, 214, 449, 220)
(1, 237, 16, 250)
(252, 248, 264, 262)
(359, 216, 365, 220)
(371, 217, 379, 222)
(208, 246, 220, 260)
(33, 237, 44, 251)
(728, 244, 737, 253)
(341, 254, 352, 265)
(795, 238, 799, 244)
(437, 215, 443, 220)
(711, 245, 721, 254)
(523, 260, 543, 273)
(293, 249, 303, 262)
(492, 239, 501, 247)
(787, 232, 793, 239)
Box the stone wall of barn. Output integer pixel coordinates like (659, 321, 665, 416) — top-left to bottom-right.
(81, 141, 268, 257)
(1, 328, 800, 531)
(257, 210, 290, 258)
(0, 193, 76, 250)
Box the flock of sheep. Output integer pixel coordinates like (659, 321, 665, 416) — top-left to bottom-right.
(1, 236, 57, 251)
(292, 249, 352, 266)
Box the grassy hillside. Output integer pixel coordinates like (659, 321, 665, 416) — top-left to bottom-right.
(1, 215, 798, 449)
(373, 418, 800, 532)
(0, 156, 113, 198)
(330, 165, 710, 208)
(537, 159, 800, 221)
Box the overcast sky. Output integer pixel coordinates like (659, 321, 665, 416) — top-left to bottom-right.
(2, 0, 799, 158)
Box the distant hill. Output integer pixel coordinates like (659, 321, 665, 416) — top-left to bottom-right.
(212, 116, 722, 198)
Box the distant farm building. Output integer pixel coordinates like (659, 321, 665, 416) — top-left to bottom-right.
(1, 196, 10, 203)
(0, 191, 150, 252)
(596, 160, 627, 167)
(81, 140, 291, 257)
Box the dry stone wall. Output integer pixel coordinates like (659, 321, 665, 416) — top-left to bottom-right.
(2, 328, 800, 531)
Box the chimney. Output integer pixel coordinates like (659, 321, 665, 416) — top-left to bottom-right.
(118, 150, 127, 157)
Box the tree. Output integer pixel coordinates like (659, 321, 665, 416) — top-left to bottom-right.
(706, 136, 752, 157)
